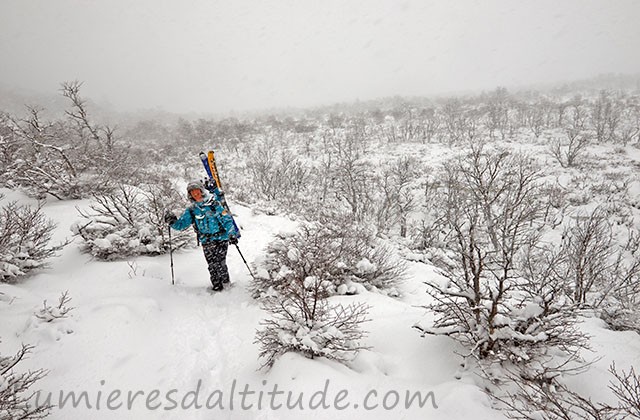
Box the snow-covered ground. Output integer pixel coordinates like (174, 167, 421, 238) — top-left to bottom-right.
(1, 177, 639, 419)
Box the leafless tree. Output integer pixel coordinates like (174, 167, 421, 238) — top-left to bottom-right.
(62, 81, 116, 153)
(375, 156, 419, 237)
(416, 145, 588, 383)
(523, 102, 546, 138)
(411, 174, 445, 250)
(420, 107, 441, 143)
(442, 99, 468, 144)
(591, 91, 613, 143)
(558, 208, 640, 308)
(5, 81, 130, 199)
(8, 106, 81, 199)
(616, 98, 640, 146)
(380, 106, 425, 143)
(330, 136, 375, 222)
(326, 113, 346, 136)
(555, 100, 570, 128)
(549, 98, 591, 168)
(589, 90, 623, 144)
(484, 87, 511, 140)
(549, 131, 590, 168)
(245, 138, 311, 206)
(0, 113, 23, 184)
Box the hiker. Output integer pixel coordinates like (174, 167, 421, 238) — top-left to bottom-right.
(164, 180, 239, 291)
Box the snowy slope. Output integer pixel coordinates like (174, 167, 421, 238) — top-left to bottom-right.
(1, 188, 638, 420)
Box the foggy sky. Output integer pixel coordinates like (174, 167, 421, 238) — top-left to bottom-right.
(1, 0, 639, 114)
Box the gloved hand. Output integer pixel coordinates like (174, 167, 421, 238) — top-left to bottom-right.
(164, 210, 178, 225)
(204, 179, 218, 194)
(229, 236, 238, 245)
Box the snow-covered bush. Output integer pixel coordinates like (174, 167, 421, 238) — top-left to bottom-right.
(0, 342, 51, 419)
(373, 156, 420, 238)
(252, 214, 383, 368)
(72, 181, 192, 260)
(250, 216, 406, 298)
(549, 133, 590, 168)
(557, 207, 640, 308)
(600, 308, 640, 335)
(255, 275, 370, 369)
(0, 196, 65, 283)
(549, 101, 591, 168)
(416, 145, 589, 382)
(609, 363, 640, 418)
(34, 291, 74, 323)
(3, 82, 130, 200)
(243, 139, 313, 207)
(495, 363, 640, 419)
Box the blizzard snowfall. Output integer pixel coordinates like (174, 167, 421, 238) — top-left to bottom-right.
(1, 180, 639, 420)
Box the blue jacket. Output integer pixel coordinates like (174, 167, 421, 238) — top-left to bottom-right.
(170, 192, 238, 244)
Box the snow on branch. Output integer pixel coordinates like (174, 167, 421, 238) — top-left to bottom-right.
(34, 291, 74, 323)
(0, 343, 51, 419)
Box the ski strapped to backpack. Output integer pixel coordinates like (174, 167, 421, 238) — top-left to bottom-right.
(198, 151, 240, 238)
(199, 150, 256, 280)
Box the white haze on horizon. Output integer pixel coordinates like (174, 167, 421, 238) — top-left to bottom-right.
(1, 0, 639, 114)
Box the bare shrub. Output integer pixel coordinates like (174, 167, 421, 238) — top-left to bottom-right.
(523, 101, 546, 138)
(600, 308, 640, 334)
(244, 139, 312, 206)
(255, 276, 370, 369)
(72, 181, 192, 259)
(34, 291, 74, 323)
(494, 363, 640, 419)
(616, 102, 640, 146)
(549, 133, 590, 168)
(441, 99, 483, 145)
(379, 107, 424, 143)
(549, 98, 593, 168)
(0, 343, 51, 419)
(410, 175, 444, 250)
(494, 373, 615, 420)
(609, 363, 640, 418)
(0, 196, 66, 283)
(558, 208, 640, 308)
(6, 82, 130, 199)
(330, 136, 375, 222)
(416, 145, 588, 382)
(374, 156, 420, 237)
(251, 216, 406, 298)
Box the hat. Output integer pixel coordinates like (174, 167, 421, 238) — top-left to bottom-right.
(186, 180, 204, 192)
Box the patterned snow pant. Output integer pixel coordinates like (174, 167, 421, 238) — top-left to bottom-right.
(202, 241, 230, 290)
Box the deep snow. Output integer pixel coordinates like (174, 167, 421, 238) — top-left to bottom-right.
(1, 187, 639, 420)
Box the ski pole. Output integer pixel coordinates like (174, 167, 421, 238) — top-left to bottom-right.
(168, 227, 175, 285)
(234, 244, 256, 280)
